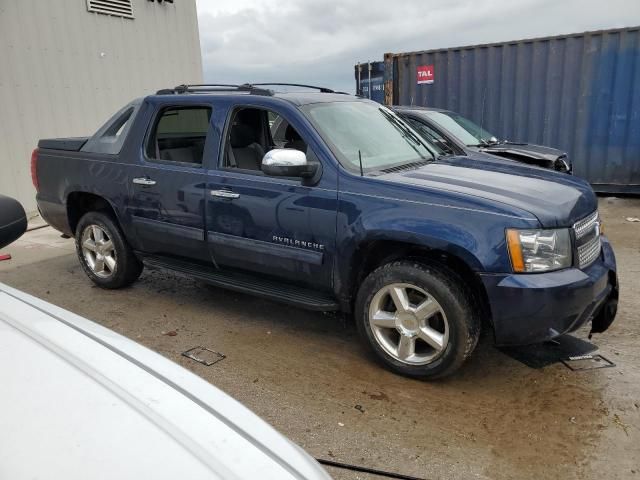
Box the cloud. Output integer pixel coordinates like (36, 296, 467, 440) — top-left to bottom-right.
(196, 0, 639, 93)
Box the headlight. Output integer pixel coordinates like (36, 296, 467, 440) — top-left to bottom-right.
(506, 228, 572, 272)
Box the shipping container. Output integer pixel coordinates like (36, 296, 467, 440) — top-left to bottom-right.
(355, 26, 640, 194)
(354, 61, 385, 103)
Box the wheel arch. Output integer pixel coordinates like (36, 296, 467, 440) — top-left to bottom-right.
(66, 191, 121, 235)
(346, 236, 494, 335)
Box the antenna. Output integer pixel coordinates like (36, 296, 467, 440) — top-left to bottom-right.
(480, 86, 487, 132)
(358, 150, 364, 177)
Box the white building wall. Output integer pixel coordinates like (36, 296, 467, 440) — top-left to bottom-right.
(0, 0, 203, 212)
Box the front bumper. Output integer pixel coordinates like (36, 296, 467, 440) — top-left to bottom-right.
(480, 236, 618, 346)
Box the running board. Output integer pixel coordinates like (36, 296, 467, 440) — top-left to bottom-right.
(141, 255, 339, 311)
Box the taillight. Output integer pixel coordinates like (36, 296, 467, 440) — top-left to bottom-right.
(31, 148, 39, 192)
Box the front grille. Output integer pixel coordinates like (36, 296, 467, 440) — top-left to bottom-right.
(578, 236, 602, 267)
(573, 211, 601, 268)
(573, 211, 598, 238)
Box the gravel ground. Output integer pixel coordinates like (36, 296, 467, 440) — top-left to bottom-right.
(1, 197, 638, 480)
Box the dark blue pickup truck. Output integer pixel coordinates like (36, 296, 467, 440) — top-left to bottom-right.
(33, 84, 618, 378)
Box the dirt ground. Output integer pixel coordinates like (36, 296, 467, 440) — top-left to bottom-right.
(1, 197, 639, 480)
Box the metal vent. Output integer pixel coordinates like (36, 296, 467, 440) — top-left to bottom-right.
(380, 161, 429, 174)
(86, 0, 134, 19)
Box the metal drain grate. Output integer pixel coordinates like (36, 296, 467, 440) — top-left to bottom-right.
(182, 347, 225, 366)
(561, 354, 615, 371)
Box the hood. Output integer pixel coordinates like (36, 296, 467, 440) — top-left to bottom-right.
(478, 142, 566, 162)
(380, 159, 596, 227)
(444, 149, 541, 169)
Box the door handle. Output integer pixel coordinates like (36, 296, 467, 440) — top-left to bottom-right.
(133, 177, 157, 186)
(210, 189, 240, 199)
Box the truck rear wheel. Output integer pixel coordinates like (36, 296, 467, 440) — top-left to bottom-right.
(355, 261, 480, 379)
(75, 212, 142, 289)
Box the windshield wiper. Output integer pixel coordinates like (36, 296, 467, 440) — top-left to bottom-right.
(379, 109, 434, 161)
(467, 139, 494, 147)
(379, 109, 423, 145)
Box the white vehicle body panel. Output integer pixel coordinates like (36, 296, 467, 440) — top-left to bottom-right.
(0, 283, 330, 480)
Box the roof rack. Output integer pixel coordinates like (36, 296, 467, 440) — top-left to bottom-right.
(155, 83, 351, 96)
(156, 84, 273, 96)
(251, 83, 336, 93)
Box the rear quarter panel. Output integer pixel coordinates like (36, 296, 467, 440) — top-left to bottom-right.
(36, 101, 155, 245)
(36, 150, 135, 240)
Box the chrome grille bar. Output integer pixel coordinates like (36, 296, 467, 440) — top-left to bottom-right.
(573, 210, 601, 268)
(573, 210, 599, 239)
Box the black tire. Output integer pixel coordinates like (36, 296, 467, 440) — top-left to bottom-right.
(355, 261, 480, 379)
(75, 211, 143, 289)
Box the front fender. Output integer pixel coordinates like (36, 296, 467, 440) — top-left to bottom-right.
(354, 225, 485, 271)
(334, 189, 538, 301)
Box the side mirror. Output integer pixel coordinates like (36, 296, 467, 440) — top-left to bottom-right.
(488, 136, 499, 144)
(261, 149, 318, 178)
(0, 195, 28, 250)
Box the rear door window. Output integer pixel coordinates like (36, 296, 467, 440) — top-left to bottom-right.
(146, 106, 212, 166)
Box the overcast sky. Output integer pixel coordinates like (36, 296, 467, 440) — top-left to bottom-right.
(195, 0, 639, 93)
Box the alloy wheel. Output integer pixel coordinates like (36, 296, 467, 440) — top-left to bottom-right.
(81, 225, 117, 279)
(368, 283, 449, 365)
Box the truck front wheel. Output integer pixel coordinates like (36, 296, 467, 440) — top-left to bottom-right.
(355, 261, 480, 379)
(75, 212, 143, 289)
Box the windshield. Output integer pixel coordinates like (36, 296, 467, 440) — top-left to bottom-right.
(302, 102, 435, 173)
(423, 111, 495, 146)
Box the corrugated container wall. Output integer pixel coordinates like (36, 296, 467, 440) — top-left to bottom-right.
(355, 62, 385, 103)
(359, 27, 640, 193)
(0, 0, 203, 212)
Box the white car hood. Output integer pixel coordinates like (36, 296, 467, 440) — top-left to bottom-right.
(0, 283, 330, 480)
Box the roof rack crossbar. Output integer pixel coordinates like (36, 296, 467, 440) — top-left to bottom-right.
(155, 82, 347, 96)
(251, 83, 335, 93)
(156, 84, 273, 96)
